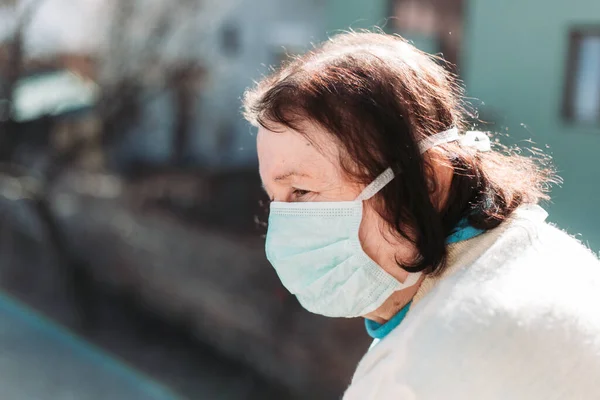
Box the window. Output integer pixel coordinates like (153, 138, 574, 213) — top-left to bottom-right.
(221, 23, 240, 57)
(563, 28, 600, 124)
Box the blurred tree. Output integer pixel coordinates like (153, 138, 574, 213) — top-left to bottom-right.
(0, 0, 41, 158)
(0, 0, 99, 331)
(0, 0, 225, 331)
(96, 0, 214, 165)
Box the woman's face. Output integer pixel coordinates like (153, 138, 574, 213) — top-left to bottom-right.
(257, 122, 418, 288)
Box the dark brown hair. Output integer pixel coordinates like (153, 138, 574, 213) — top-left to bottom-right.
(243, 32, 558, 276)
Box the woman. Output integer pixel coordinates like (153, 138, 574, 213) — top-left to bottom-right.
(243, 32, 600, 399)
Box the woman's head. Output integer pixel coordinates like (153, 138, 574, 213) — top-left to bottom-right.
(244, 32, 556, 279)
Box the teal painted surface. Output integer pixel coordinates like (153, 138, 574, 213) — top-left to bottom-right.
(325, 0, 389, 34)
(0, 292, 180, 400)
(463, 0, 600, 252)
(324, 1, 439, 54)
(400, 32, 440, 55)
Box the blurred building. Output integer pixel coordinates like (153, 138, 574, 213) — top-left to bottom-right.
(1, 0, 327, 172)
(113, 0, 327, 170)
(463, 0, 600, 251)
(328, 0, 600, 252)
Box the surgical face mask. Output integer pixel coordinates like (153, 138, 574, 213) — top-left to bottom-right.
(265, 127, 489, 318)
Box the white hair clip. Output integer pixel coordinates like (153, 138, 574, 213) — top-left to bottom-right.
(460, 131, 491, 152)
(419, 128, 492, 153)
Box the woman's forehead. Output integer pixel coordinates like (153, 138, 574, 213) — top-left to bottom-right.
(257, 124, 341, 180)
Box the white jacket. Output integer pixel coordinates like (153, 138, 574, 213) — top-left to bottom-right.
(344, 205, 600, 400)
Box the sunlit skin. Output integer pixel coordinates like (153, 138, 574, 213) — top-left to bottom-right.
(258, 121, 453, 323)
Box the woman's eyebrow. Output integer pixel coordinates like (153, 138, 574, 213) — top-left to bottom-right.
(261, 171, 311, 196)
(273, 171, 310, 182)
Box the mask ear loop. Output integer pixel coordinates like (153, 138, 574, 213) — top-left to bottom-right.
(356, 127, 462, 202)
(355, 168, 395, 202)
(355, 127, 490, 202)
(418, 127, 460, 154)
(353, 127, 489, 287)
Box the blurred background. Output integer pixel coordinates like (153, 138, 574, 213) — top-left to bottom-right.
(0, 0, 598, 399)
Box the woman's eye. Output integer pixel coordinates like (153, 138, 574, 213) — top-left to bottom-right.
(292, 188, 311, 198)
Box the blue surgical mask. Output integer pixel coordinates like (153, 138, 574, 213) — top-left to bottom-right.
(265, 128, 490, 318)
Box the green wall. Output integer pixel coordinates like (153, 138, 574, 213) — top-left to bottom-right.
(323, 0, 600, 252)
(324, 0, 439, 53)
(463, 0, 600, 252)
(325, 0, 388, 34)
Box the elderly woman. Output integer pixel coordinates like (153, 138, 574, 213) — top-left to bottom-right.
(243, 32, 600, 399)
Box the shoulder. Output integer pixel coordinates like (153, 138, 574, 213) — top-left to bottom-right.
(348, 275, 600, 399)
(345, 211, 600, 399)
(419, 216, 600, 384)
(407, 264, 600, 398)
